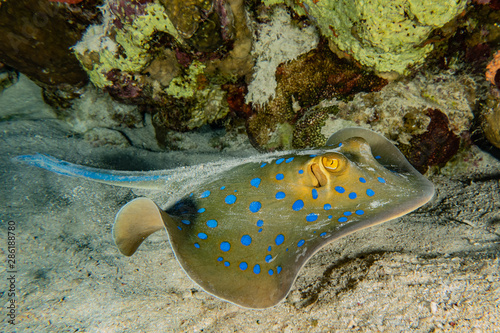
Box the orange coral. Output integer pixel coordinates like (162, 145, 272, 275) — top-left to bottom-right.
(486, 50, 500, 86)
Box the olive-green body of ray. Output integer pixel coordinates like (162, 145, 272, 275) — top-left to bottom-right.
(159, 136, 433, 308)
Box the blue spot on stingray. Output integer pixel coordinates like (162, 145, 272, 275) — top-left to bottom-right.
(328, 215, 332, 219)
(217, 257, 223, 262)
(366, 189, 375, 196)
(268, 246, 272, 251)
(276, 191, 286, 200)
(344, 211, 352, 216)
(275, 234, 285, 246)
(276, 173, 284, 180)
(276, 158, 285, 164)
(310, 154, 317, 157)
(250, 178, 261, 188)
(292, 200, 304, 211)
(257, 220, 264, 227)
(338, 142, 343, 147)
(225, 194, 237, 204)
(258, 228, 263, 232)
(220, 186, 226, 190)
(206, 219, 218, 228)
(277, 266, 282, 274)
(297, 239, 305, 247)
(194, 243, 200, 248)
(375, 155, 381, 159)
(324, 203, 332, 210)
(181, 220, 190, 225)
(198, 233, 208, 240)
(338, 217, 348, 222)
(265, 255, 272, 263)
(234, 190, 237, 193)
(306, 213, 318, 222)
(312, 188, 318, 199)
(285, 157, 294, 163)
(241, 235, 252, 246)
(320, 232, 327, 237)
(253, 264, 261, 274)
(239, 262, 248, 270)
(298, 170, 304, 174)
(349, 192, 357, 199)
(335, 186, 345, 193)
(200, 190, 210, 198)
(224, 261, 230, 267)
(249, 201, 262, 213)
(177, 226, 182, 231)
(260, 163, 267, 168)
(197, 208, 205, 213)
(220, 241, 231, 252)
(378, 177, 386, 183)
(189, 193, 193, 197)
(269, 269, 274, 276)
(356, 210, 365, 215)
(359, 177, 367, 183)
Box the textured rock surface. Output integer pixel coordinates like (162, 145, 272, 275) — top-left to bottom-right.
(0, 0, 100, 88)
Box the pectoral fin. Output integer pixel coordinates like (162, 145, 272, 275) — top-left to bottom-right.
(113, 197, 167, 256)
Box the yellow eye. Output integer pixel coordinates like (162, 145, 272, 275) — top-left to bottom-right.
(321, 153, 347, 173)
(323, 157, 339, 170)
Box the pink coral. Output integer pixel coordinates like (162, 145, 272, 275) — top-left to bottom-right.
(486, 50, 500, 88)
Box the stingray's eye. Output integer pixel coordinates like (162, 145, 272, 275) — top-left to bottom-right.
(322, 154, 347, 173)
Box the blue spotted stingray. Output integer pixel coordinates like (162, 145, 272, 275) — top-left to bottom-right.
(15, 128, 434, 308)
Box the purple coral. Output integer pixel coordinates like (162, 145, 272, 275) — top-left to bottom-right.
(108, 0, 154, 28)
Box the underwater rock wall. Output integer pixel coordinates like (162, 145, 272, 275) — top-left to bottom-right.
(0, 0, 499, 172)
(0, 0, 101, 102)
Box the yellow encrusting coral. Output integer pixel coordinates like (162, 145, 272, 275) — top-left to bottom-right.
(265, 0, 468, 74)
(74, 2, 181, 88)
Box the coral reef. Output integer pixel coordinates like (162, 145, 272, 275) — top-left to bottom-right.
(481, 92, 500, 149)
(291, 105, 339, 148)
(264, 0, 468, 75)
(245, 7, 319, 107)
(59, 85, 143, 133)
(324, 73, 476, 143)
(74, 1, 180, 89)
(318, 72, 476, 172)
(472, 0, 500, 10)
(1, 0, 497, 172)
(73, 0, 252, 136)
(486, 50, 500, 89)
(246, 43, 388, 150)
(403, 109, 461, 173)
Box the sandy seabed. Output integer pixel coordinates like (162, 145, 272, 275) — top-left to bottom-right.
(1, 77, 499, 332)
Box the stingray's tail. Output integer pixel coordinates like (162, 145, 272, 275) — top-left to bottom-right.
(13, 153, 170, 189)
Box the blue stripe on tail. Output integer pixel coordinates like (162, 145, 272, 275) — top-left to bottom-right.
(13, 153, 170, 183)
